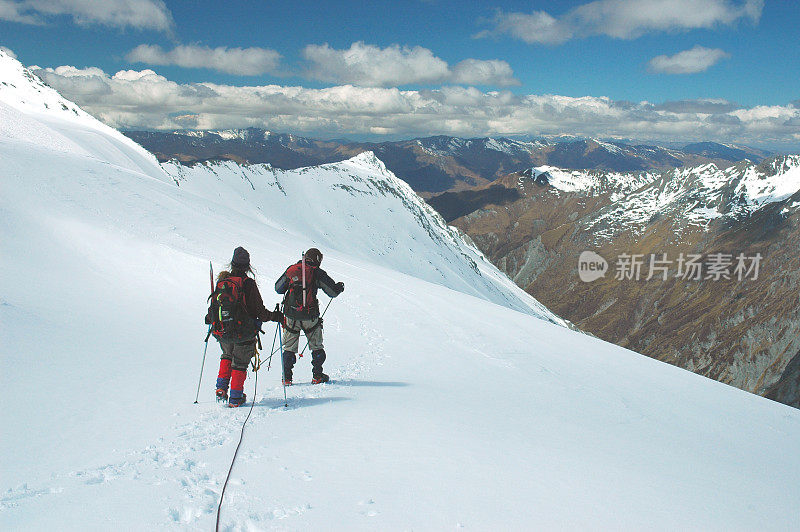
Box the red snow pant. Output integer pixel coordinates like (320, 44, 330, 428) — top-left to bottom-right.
(217, 340, 256, 395)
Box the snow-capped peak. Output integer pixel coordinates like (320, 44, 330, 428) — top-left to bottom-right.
(414, 135, 545, 158)
(342, 150, 391, 175)
(735, 155, 800, 206)
(483, 137, 544, 155)
(0, 49, 89, 121)
(523, 165, 654, 197)
(520, 157, 800, 243)
(577, 156, 800, 240)
(0, 50, 165, 180)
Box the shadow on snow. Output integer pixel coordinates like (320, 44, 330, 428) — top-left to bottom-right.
(255, 396, 351, 410)
(329, 380, 409, 387)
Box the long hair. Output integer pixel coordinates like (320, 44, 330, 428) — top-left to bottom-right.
(227, 262, 257, 284)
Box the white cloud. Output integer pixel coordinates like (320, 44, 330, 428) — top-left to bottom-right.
(648, 46, 730, 74)
(474, 10, 571, 45)
(478, 0, 763, 44)
(302, 42, 518, 87)
(303, 42, 448, 86)
(0, 0, 42, 24)
(127, 44, 282, 76)
(0, 0, 173, 31)
(451, 59, 519, 86)
(0, 46, 18, 59)
(30, 64, 800, 149)
(731, 105, 799, 122)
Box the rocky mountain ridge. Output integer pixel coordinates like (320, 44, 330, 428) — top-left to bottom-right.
(445, 157, 800, 407)
(123, 128, 771, 196)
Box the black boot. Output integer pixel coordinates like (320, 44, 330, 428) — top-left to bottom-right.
(312, 373, 329, 384)
(311, 349, 328, 384)
(282, 350, 296, 385)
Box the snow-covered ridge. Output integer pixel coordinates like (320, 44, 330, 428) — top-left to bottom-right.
(737, 155, 800, 206)
(526, 165, 657, 199)
(415, 136, 548, 158)
(524, 156, 800, 239)
(0, 49, 165, 179)
(586, 156, 800, 239)
(0, 49, 89, 123)
(176, 128, 273, 142)
(162, 150, 563, 323)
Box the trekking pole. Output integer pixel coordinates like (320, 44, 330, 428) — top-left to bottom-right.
(195, 261, 215, 404)
(298, 298, 334, 357)
(265, 304, 280, 371)
(266, 320, 279, 371)
(279, 324, 287, 407)
(194, 325, 212, 404)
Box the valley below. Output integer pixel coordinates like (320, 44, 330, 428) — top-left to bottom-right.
(440, 160, 800, 408)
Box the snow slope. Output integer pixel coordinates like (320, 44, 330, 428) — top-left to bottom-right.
(0, 49, 165, 180)
(160, 154, 560, 322)
(2, 51, 800, 530)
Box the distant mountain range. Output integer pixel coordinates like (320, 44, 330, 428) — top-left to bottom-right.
(123, 128, 771, 196)
(442, 157, 800, 407)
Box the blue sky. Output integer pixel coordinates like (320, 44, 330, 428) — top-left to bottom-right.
(1, 0, 798, 149)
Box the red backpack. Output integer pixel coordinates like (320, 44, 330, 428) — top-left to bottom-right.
(211, 275, 256, 342)
(283, 260, 319, 319)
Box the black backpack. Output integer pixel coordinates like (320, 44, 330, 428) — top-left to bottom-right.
(211, 275, 256, 342)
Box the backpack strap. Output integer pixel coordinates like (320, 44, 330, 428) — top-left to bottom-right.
(283, 318, 302, 334)
(236, 276, 248, 312)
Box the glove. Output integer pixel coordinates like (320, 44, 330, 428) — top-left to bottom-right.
(271, 310, 284, 323)
(336, 282, 345, 293)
